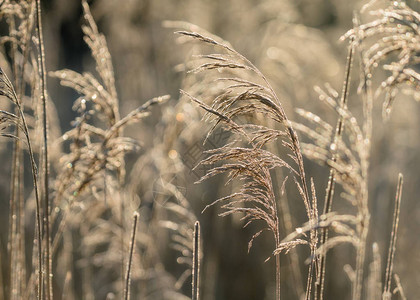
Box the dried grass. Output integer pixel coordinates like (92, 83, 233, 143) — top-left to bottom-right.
(0, 0, 416, 299)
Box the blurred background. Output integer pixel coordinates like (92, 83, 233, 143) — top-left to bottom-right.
(0, 0, 419, 299)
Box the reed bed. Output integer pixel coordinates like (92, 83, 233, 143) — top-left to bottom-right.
(0, 0, 418, 299)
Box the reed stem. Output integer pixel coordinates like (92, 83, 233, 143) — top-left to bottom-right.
(383, 174, 403, 300)
(316, 41, 354, 300)
(192, 221, 201, 300)
(35, 1, 52, 298)
(124, 212, 139, 300)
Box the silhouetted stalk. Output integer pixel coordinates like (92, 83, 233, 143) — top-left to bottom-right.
(192, 221, 200, 300)
(124, 212, 139, 300)
(383, 174, 403, 300)
(35, 1, 52, 299)
(316, 41, 354, 300)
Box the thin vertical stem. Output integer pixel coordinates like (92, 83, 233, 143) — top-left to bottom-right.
(25, 124, 43, 300)
(192, 221, 201, 300)
(305, 254, 315, 300)
(9, 139, 25, 300)
(316, 41, 354, 300)
(8, 13, 20, 300)
(274, 230, 281, 300)
(121, 191, 125, 290)
(18, 150, 26, 298)
(8, 136, 18, 300)
(124, 212, 139, 300)
(383, 174, 403, 300)
(275, 254, 281, 300)
(35, 1, 52, 299)
(22, 117, 43, 300)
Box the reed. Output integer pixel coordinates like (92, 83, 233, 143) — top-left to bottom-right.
(124, 212, 139, 300)
(0, 0, 417, 299)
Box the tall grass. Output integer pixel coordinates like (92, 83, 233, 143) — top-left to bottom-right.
(0, 0, 417, 299)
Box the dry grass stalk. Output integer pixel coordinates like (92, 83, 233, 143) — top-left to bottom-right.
(0, 0, 52, 297)
(34, 0, 52, 298)
(315, 40, 354, 300)
(0, 0, 417, 299)
(383, 173, 403, 300)
(192, 221, 200, 300)
(124, 212, 139, 300)
(178, 26, 314, 300)
(278, 22, 378, 300)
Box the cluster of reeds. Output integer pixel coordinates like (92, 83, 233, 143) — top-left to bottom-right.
(0, 0, 417, 299)
(177, 1, 417, 300)
(0, 0, 194, 299)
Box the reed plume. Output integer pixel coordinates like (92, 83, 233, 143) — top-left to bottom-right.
(178, 26, 315, 300)
(342, 0, 420, 117)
